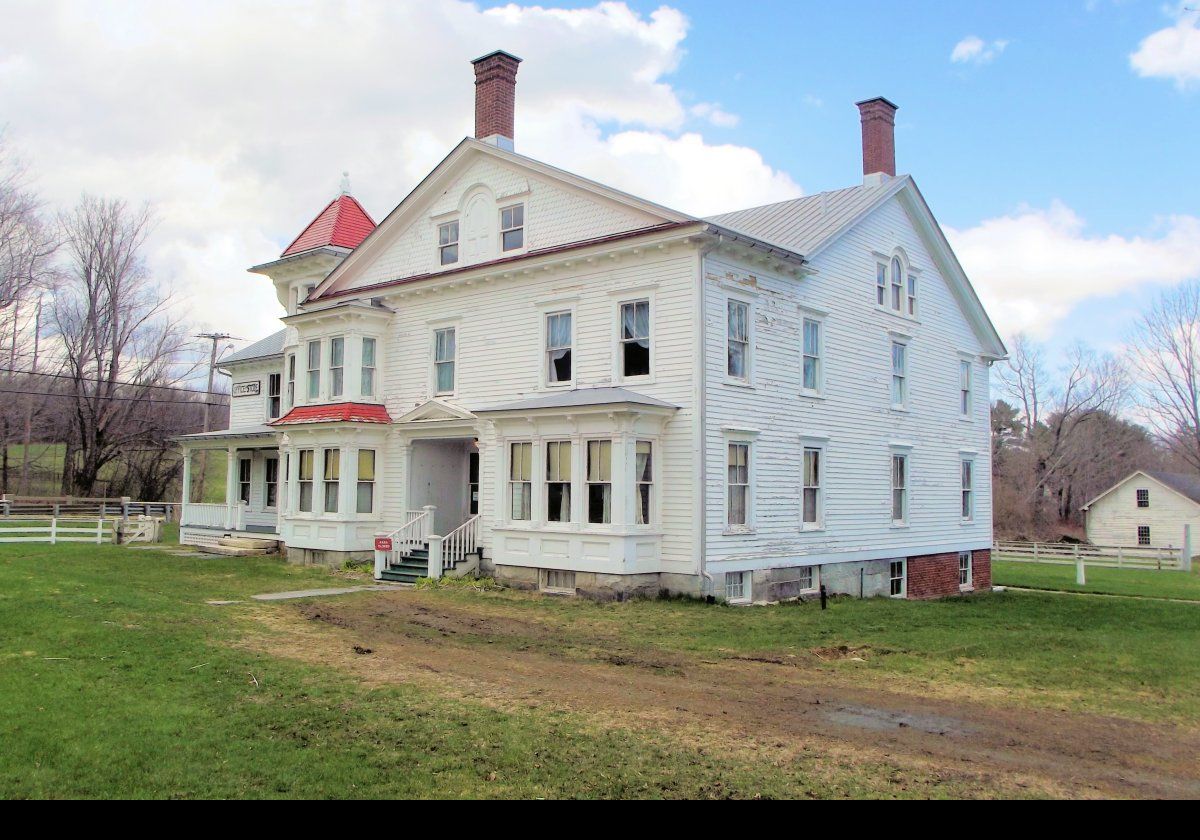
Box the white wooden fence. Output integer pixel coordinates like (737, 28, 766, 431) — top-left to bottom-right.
(0, 518, 114, 545)
(994, 540, 1186, 572)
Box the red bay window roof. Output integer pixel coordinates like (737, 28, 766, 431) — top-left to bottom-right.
(280, 194, 376, 257)
(270, 402, 392, 426)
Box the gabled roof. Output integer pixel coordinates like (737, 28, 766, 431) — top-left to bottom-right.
(1082, 469, 1200, 511)
(270, 402, 392, 426)
(222, 330, 286, 365)
(474, 387, 677, 413)
(281, 194, 376, 258)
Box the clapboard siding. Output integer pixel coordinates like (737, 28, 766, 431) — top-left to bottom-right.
(703, 195, 992, 569)
(1085, 474, 1199, 548)
(225, 361, 279, 427)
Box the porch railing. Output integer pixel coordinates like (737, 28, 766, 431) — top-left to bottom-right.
(373, 507, 434, 579)
(181, 502, 245, 530)
(439, 515, 481, 573)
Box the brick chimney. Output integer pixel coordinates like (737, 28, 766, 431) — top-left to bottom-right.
(472, 50, 522, 152)
(855, 97, 898, 184)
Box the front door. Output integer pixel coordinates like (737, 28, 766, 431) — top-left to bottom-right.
(408, 439, 471, 534)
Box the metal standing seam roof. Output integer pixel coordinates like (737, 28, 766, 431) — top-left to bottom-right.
(474, 387, 677, 413)
(222, 330, 286, 365)
(705, 179, 903, 257)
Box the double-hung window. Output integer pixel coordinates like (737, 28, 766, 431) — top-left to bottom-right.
(586, 440, 612, 524)
(802, 446, 822, 528)
(286, 354, 296, 408)
(357, 450, 375, 514)
(802, 318, 821, 394)
(727, 442, 750, 527)
(323, 449, 340, 513)
(298, 450, 314, 513)
(546, 311, 572, 384)
(434, 328, 456, 394)
(635, 441, 653, 525)
(890, 256, 903, 311)
(876, 263, 887, 307)
(907, 272, 918, 316)
(619, 300, 651, 378)
(1136, 489, 1149, 508)
(438, 221, 459, 265)
(891, 340, 908, 408)
(361, 338, 376, 397)
(238, 458, 251, 505)
(725, 570, 749, 603)
(267, 374, 282, 419)
(727, 299, 749, 381)
(891, 453, 908, 524)
(890, 559, 906, 597)
(1138, 525, 1151, 546)
(500, 204, 524, 251)
(265, 458, 279, 509)
(959, 551, 973, 588)
(509, 442, 533, 521)
(960, 359, 972, 418)
(961, 459, 974, 521)
(329, 337, 345, 398)
(545, 441, 572, 523)
(306, 341, 321, 400)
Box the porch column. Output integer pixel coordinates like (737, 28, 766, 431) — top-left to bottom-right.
(224, 445, 237, 528)
(180, 446, 192, 508)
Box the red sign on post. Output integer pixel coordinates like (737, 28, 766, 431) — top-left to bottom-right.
(374, 537, 393, 552)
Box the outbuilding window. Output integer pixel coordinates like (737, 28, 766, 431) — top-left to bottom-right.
(1138, 525, 1151, 546)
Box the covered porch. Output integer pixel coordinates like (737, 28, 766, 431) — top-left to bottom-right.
(177, 426, 283, 546)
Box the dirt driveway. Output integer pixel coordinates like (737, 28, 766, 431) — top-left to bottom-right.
(243, 591, 1200, 799)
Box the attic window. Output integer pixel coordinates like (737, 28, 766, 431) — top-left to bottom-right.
(501, 204, 524, 251)
(1136, 489, 1149, 508)
(438, 221, 459, 265)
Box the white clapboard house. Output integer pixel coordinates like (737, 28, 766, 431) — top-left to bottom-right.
(178, 50, 1006, 602)
(1082, 470, 1200, 549)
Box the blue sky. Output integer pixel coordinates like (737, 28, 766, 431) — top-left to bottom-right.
(2, 1, 1197, 358)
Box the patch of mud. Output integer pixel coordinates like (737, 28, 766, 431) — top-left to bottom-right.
(824, 704, 977, 737)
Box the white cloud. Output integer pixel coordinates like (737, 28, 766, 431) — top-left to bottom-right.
(0, 0, 800, 347)
(1130, 9, 1200, 87)
(689, 102, 740, 128)
(950, 35, 1009, 65)
(946, 202, 1200, 339)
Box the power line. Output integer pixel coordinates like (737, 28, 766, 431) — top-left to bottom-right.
(0, 387, 223, 407)
(0, 366, 230, 397)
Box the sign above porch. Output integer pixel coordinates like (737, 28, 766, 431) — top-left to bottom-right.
(232, 381, 261, 397)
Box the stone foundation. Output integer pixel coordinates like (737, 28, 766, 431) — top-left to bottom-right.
(285, 546, 372, 568)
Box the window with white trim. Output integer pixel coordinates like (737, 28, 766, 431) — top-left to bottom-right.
(329, 337, 345, 398)
(438, 220, 459, 266)
(545, 440, 572, 524)
(323, 449, 340, 513)
(361, 337, 376, 397)
(434, 328, 456, 395)
(298, 449, 314, 513)
(545, 311, 573, 384)
(265, 457, 279, 509)
(890, 256, 903, 311)
(891, 453, 908, 524)
(727, 299, 749, 381)
(265, 374, 281, 420)
(796, 566, 815, 592)
(961, 459, 974, 521)
(586, 440, 612, 525)
(802, 446, 822, 528)
(906, 272, 918, 316)
(509, 442, 532, 521)
(1138, 525, 1151, 546)
(543, 569, 576, 593)
(1136, 488, 1149, 508)
(891, 340, 908, 408)
(959, 551, 972, 588)
(889, 559, 906, 597)
(357, 450, 375, 514)
(306, 341, 321, 400)
(635, 440, 653, 525)
(960, 359, 972, 417)
(876, 263, 887, 307)
(727, 442, 751, 527)
(619, 299, 651, 378)
(802, 318, 821, 394)
(725, 570, 749, 602)
(500, 203, 524, 251)
(238, 458, 251, 505)
(286, 353, 296, 409)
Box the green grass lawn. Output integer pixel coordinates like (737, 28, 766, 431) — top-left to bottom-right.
(993, 559, 1200, 601)
(2, 541, 1198, 798)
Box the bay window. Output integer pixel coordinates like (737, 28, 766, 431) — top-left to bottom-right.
(323, 448, 340, 513)
(509, 442, 532, 521)
(306, 341, 321, 400)
(357, 449, 375, 514)
(586, 440, 612, 524)
(286, 354, 295, 409)
(362, 337, 376, 397)
(545, 441, 572, 523)
(330, 337, 345, 398)
(298, 449, 314, 512)
(635, 441, 653, 525)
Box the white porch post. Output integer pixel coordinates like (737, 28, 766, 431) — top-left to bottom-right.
(224, 445, 237, 528)
(427, 534, 444, 579)
(180, 446, 192, 509)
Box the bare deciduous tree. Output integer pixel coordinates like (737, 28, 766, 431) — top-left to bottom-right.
(51, 195, 199, 496)
(1129, 281, 1200, 472)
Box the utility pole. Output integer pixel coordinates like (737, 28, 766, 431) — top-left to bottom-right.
(193, 333, 235, 504)
(18, 294, 42, 494)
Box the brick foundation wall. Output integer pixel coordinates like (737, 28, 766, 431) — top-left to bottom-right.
(905, 549, 991, 599)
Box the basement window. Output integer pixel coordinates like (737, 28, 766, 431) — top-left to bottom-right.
(889, 559, 907, 598)
(500, 203, 524, 251)
(543, 569, 576, 594)
(725, 570, 750, 603)
(959, 551, 972, 588)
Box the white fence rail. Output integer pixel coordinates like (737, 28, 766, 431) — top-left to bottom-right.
(0, 518, 114, 545)
(1, 495, 178, 522)
(994, 540, 1186, 571)
(180, 502, 244, 530)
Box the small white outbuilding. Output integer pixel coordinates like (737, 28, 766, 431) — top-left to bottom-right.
(1082, 470, 1200, 549)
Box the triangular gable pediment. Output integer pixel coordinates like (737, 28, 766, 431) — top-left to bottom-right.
(312, 138, 691, 300)
(395, 398, 476, 424)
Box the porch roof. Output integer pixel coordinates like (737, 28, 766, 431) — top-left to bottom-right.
(176, 425, 280, 445)
(473, 387, 677, 414)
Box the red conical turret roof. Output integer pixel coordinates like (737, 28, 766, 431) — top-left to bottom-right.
(280, 193, 376, 257)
